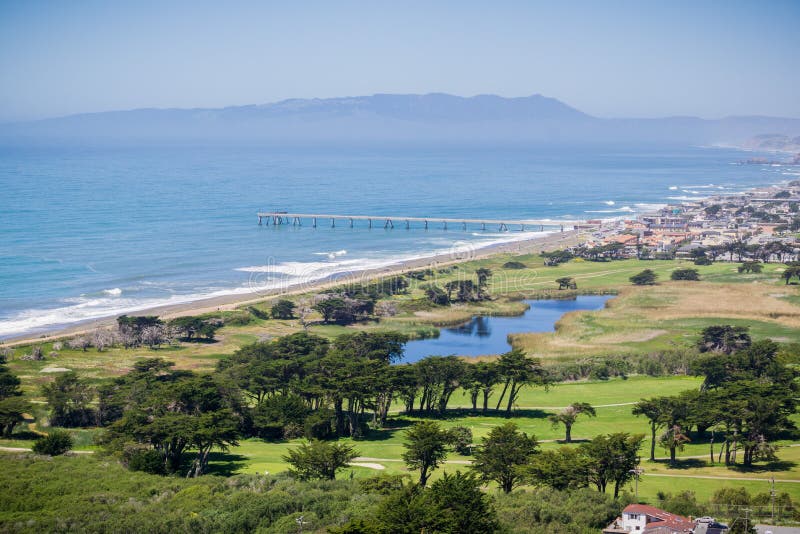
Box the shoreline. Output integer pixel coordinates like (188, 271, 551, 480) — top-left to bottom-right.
(1, 227, 593, 347)
(4, 153, 795, 348)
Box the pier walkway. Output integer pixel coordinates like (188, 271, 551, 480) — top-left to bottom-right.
(257, 212, 589, 232)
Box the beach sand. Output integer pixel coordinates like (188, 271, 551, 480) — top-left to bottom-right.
(1, 227, 595, 347)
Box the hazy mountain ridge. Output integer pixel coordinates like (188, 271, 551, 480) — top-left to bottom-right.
(2, 93, 798, 145)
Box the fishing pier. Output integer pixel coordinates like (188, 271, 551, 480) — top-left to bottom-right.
(257, 212, 585, 232)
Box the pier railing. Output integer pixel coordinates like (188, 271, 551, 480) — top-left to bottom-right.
(257, 212, 589, 232)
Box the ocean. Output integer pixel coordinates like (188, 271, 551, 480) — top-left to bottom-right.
(0, 143, 795, 339)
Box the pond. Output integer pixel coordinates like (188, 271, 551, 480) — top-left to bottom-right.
(400, 295, 612, 363)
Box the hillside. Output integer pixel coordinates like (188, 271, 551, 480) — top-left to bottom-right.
(2, 93, 799, 146)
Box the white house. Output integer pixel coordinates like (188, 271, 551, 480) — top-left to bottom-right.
(603, 504, 696, 533)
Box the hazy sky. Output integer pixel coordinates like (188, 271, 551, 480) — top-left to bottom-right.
(1, 0, 798, 121)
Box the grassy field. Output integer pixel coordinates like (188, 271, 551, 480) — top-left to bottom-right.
(4, 255, 800, 507)
(8, 375, 794, 505)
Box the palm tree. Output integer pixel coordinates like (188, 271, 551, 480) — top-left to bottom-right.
(548, 402, 596, 443)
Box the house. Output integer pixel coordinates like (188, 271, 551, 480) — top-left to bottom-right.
(603, 504, 696, 533)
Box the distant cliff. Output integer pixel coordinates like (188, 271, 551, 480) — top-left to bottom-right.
(740, 133, 800, 154)
(2, 93, 799, 146)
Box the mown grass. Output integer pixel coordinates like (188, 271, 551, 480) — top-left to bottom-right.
(4, 256, 800, 505)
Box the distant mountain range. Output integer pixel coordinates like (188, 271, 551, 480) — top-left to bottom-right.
(2, 93, 799, 146)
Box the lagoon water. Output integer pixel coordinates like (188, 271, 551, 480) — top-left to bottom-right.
(0, 144, 794, 339)
(401, 295, 611, 362)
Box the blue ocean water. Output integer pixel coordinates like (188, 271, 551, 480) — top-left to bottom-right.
(0, 144, 794, 339)
(401, 295, 612, 362)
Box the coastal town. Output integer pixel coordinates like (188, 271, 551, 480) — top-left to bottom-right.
(580, 179, 800, 265)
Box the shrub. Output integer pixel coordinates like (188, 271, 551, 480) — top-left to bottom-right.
(694, 256, 712, 266)
(738, 261, 763, 274)
(503, 261, 527, 269)
(32, 430, 73, 456)
(125, 447, 166, 475)
(630, 269, 657, 285)
(222, 311, 252, 326)
(671, 268, 700, 281)
(247, 306, 270, 320)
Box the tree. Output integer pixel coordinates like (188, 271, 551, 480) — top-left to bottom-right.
(0, 358, 28, 438)
(116, 315, 164, 347)
(423, 284, 450, 305)
(402, 421, 449, 486)
(581, 432, 644, 498)
(426, 472, 501, 533)
(555, 276, 576, 290)
(630, 269, 658, 285)
(494, 350, 548, 415)
(463, 361, 500, 412)
(32, 429, 73, 456)
(527, 447, 591, 490)
(782, 265, 800, 285)
(0, 396, 29, 437)
(42, 371, 96, 427)
(415, 356, 467, 415)
(270, 299, 296, 319)
(445, 280, 478, 302)
(313, 297, 347, 323)
(471, 422, 538, 493)
(632, 397, 672, 461)
(475, 268, 493, 299)
(548, 402, 596, 443)
(659, 424, 691, 465)
(372, 472, 500, 533)
(446, 425, 473, 455)
(168, 316, 221, 341)
(189, 409, 241, 477)
(671, 268, 700, 281)
(283, 439, 358, 480)
(696, 325, 751, 354)
(100, 369, 243, 476)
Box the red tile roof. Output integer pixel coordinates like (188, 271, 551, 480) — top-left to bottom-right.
(622, 504, 695, 532)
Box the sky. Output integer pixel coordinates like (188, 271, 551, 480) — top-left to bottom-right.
(0, 0, 798, 122)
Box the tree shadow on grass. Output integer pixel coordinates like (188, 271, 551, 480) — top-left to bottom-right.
(728, 460, 797, 474)
(655, 458, 706, 470)
(400, 408, 549, 421)
(7, 430, 41, 441)
(205, 451, 249, 476)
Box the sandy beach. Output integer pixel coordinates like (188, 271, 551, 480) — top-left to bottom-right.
(1, 227, 594, 347)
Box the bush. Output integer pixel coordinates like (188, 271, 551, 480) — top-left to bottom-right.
(694, 257, 713, 266)
(630, 269, 657, 285)
(125, 447, 166, 475)
(503, 261, 527, 269)
(738, 261, 763, 274)
(32, 430, 73, 456)
(222, 311, 253, 326)
(671, 268, 700, 281)
(247, 306, 270, 320)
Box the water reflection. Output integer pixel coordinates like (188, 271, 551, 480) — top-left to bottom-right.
(400, 295, 611, 363)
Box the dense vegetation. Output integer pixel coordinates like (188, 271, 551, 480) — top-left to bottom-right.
(4, 255, 800, 531)
(0, 454, 625, 533)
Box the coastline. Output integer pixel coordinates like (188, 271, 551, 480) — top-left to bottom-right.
(1, 227, 593, 347)
(4, 153, 796, 348)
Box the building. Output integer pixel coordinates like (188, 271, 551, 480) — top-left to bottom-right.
(603, 504, 696, 533)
